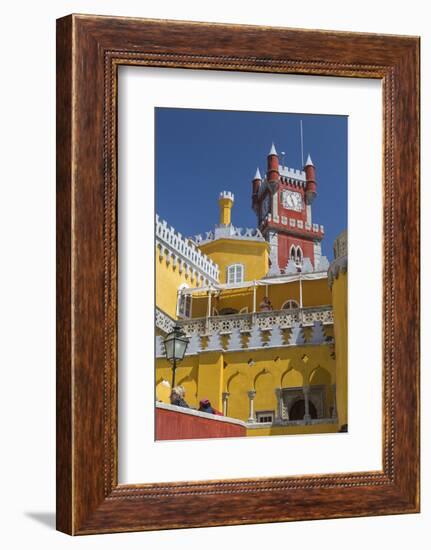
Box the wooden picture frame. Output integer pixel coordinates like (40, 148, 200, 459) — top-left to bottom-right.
(56, 14, 420, 535)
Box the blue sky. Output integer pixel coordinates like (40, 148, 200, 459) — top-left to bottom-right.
(155, 108, 347, 260)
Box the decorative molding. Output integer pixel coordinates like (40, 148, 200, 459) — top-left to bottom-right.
(155, 307, 175, 335)
(179, 306, 333, 338)
(156, 214, 219, 282)
(193, 225, 264, 245)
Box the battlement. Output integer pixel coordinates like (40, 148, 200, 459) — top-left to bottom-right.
(156, 214, 220, 283)
(193, 225, 265, 245)
(279, 165, 306, 182)
(261, 213, 324, 236)
(219, 190, 234, 202)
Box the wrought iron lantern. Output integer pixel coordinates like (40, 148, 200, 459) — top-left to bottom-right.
(163, 325, 189, 388)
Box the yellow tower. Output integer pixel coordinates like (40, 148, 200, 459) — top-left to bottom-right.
(328, 230, 348, 431)
(218, 191, 234, 226)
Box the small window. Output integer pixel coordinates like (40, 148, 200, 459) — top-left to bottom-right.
(289, 245, 303, 267)
(256, 411, 275, 423)
(177, 285, 192, 318)
(282, 299, 299, 310)
(227, 264, 244, 284)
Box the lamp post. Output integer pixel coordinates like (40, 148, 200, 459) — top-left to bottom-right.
(163, 325, 189, 389)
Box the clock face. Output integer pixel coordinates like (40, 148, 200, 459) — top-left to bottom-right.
(282, 190, 303, 212)
(261, 194, 271, 217)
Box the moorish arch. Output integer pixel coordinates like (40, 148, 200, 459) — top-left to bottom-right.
(289, 398, 318, 420)
(225, 370, 249, 421)
(253, 369, 276, 413)
(309, 365, 332, 386)
(281, 367, 303, 389)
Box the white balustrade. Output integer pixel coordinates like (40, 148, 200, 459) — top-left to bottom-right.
(178, 306, 333, 338)
(156, 214, 219, 282)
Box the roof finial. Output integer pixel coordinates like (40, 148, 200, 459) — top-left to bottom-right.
(269, 142, 277, 156)
(254, 167, 262, 180)
(305, 153, 314, 167)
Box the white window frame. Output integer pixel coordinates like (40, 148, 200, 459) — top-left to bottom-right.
(226, 263, 244, 284)
(256, 410, 275, 424)
(176, 283, 192, 319)
(281, 299, 300, 310)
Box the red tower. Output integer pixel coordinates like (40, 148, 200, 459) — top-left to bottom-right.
(251, 144, 324, 273)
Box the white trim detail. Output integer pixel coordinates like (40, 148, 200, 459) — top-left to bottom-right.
(227, 263, 245, 284)
(156, 214, 219, 283)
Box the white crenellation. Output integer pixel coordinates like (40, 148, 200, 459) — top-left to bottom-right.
(279, 165, 306, 182)
(288, 323, 306, 345)
(226, 328, 243, 351)
(310, 321, 326, 345)
(170, 308, 334, 353)
(205, 331, 223, 351)
(267, 326, 285, 347)
(156, 214, 219, 283)
(247, 325, 264, 348)
(187, 333, 202, 355)
(219, 190, 234, 201)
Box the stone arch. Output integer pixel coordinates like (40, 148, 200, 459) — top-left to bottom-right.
(253, 369, 276, 414)
(226, 370, 249, 421)
(289, 398, 318, 420)
(281, 367, 303, 389)
(309, 366, 331, 386)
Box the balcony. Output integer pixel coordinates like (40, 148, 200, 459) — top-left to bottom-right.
(177, 306, 333, 337)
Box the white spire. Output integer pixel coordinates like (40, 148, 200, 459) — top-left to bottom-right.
(269, 142, 277, 156)
(305, 153, 314, 167)
(254, 167, 262, 180)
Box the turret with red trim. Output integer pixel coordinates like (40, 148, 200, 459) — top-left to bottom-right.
(304, 154, 317, 205)
(267, 143, 280, 194)
(251, 167, 262, 212)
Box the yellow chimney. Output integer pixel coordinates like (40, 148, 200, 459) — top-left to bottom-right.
(218, 191, 234, 226)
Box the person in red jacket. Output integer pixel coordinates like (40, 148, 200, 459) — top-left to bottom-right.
(198, 398, 223, 416)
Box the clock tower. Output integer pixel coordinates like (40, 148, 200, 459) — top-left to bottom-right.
(251, 144, 325, 273)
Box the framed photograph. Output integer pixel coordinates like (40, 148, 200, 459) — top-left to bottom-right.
(56, 14, 420, 534)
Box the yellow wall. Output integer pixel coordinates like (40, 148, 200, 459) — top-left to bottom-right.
(155, 248, 204, 319)
(198, 239, 269, 283)
(156, 342, 339, 430)
(331, 271, 348, 428)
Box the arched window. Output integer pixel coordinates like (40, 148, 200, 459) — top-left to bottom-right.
(227, 264, 244, 284)
(177, 284, 192, 318)
(296, 246, 303, 264)
(282, 299, 299, 310)
(289, 245, 303, 266)
(289, 399, 317, 420)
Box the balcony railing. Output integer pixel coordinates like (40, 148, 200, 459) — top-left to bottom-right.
(177, 306, 333, 337)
